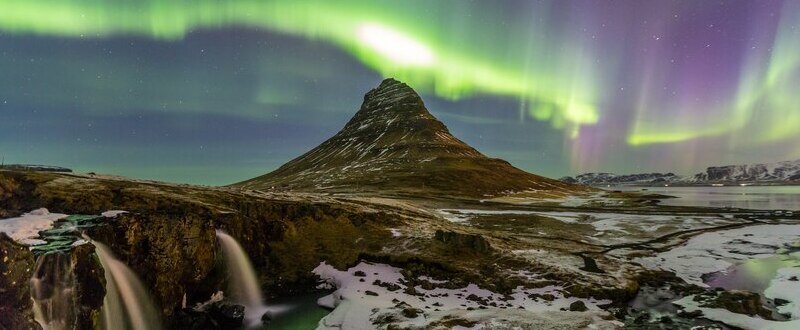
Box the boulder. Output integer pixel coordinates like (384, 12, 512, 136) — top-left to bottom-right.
(434, 230, 492, 253)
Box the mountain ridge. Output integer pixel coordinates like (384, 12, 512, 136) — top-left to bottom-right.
(560, 159, 800, 185)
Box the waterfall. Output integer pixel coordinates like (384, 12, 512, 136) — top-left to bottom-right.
(92, 240, 163, 330)
(215, 229, 267, 324)
(30, 253, 77, 330)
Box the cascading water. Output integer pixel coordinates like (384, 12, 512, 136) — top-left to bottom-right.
(215, 229, 268, 324)
(30, 252, 77, 330)
(91, 239, 163, 330)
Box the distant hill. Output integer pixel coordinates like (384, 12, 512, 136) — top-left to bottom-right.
(560, 159, 800, 186)
(0, 164, 72, 173)
(234, 78, 588, 197)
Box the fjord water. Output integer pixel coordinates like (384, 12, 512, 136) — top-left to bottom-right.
(215, 230, 269, 324)
(93, 240, 163, 330)
(613, 186, 800, 210)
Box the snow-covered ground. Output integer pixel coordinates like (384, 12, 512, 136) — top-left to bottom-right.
(674, 295, 800, 330)
(0, 208, 67, 245)
(312, 261, 619, 329)
(437, 208, 738, 244)
(636, 224, 800, 286)
(765, 267, 800, 319)
(637, 224, 800, 329)
(0, 208, 128, 246)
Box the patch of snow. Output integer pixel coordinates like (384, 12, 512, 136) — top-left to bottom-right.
(0, 208, 67, 245)
(764, 265, 800, 319)
(674, 295, 800, 330)
(636, 224, 800, 286)
(101, 210, 128, 218)
(388, 228, 402, 237)
(312, 261, 612, 330)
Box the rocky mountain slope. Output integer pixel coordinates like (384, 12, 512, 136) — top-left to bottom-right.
(236, 78, 587, 197)
(561, 159, 800, 186)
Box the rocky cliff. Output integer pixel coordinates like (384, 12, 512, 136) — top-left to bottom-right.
(0, 170, 406, 325)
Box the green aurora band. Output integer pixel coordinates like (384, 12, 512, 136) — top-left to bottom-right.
(0, 0, 603, 139)
(1, 0, 798, 149)
(627, 1, 800, 147)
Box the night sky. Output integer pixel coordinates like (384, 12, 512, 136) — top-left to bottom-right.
(1, 0, 798, 185)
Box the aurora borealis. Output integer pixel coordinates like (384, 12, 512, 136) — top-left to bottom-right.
(1, 0, 799, 184)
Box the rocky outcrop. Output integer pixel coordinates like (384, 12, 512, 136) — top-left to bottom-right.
(235, 78, 587, 198)
(0, 233, 38, 330)
(70, 244, 106, 329)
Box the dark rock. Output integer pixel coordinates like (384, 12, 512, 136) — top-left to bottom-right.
(677, 309, 703, 318)
(373, 279, 402, 292)
(569, 300, 588, 312)
(633, 312, 650, 324)
(354, 270, 366, 277)
(365, 290, 379, 296)
(577, 254, 605, 273)
(0, 233, 39, 330)
(171, 308, 218, 330)
(71, 244, 106, 329)
(208, 302, 245, 328)
(774, 298, 790, 306)
(401, 307, 422, 318)
(700, 290, 772, 319)
(434, 230, 492, 253)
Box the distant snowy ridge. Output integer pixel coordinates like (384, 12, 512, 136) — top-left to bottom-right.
(561, 159, 800, 185)
(689, 159, 800, 183)
(559, 172, 683, 185)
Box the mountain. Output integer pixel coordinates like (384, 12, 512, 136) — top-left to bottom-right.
(560, 159, 800, 186)
(559, 172, 681, 186)
(689, 159, 800, 183)
(235, 78, 587, 197)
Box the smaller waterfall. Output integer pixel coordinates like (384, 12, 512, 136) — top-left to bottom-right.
(91, 239, 163, 330)
(215, 230, 267, 324)
(30, 253, 77, 330)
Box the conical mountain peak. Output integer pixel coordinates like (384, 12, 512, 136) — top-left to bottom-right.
(235, 79, 585, 197)
(341, 78, 442, 136)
